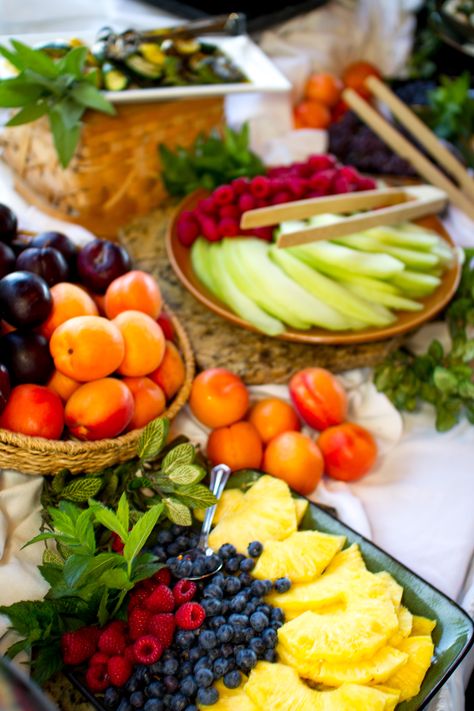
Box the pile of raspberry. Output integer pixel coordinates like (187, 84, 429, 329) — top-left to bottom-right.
(61, 527, 289, 710)
(176, 154, 376, 247)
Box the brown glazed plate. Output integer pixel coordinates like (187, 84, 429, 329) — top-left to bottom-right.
(166, 190, 462, 345)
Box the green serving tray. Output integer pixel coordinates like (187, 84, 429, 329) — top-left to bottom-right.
(228, 469, 474, 710)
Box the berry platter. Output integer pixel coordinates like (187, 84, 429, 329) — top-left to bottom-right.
(66, 470, 474, 711)
(166, 190, 462, 346)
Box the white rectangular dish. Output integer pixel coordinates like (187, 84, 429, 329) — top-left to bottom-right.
(0, 30, 291, 102)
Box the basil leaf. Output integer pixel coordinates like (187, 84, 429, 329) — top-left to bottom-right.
(56, 46, 88, 78)
(0, 79, 43, 107)
(71, 82, 115, 114)
(10, 40, 59, 79)
(0, 44, 25, 71)
(48, 109, 81, 168)
(52, 97, 86, 131)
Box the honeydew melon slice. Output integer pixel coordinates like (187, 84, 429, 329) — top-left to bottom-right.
(334, 234, 440, 271)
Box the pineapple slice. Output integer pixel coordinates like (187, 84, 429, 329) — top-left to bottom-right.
(194, 488, 244, 523)
(384, 635, 434, 701)
(209, 475, 297, 553)
(280, 643, 408, 686)
(390, 605, 413, 646)
(278, 576, 399, 664)
(198, 679, 257, 711)
(294, 497, 309, 525)
(253, 530, 345, 583)
(412, 615, 437, 636)
(244, 662, 322, 711)
(374, 571, 404, 608)
(372, 686, 401, 711)
(327, 683, 400, 711)
(325, 543, 366, 574)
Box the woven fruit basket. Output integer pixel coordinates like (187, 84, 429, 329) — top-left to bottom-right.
(1, 96, 224, 238)
(0, 307, 194, 476)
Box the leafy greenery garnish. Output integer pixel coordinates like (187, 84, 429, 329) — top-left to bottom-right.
(374, 248, 474, 431)
(159, 123, 265, 197)
(0, 40, 115, 167)
(41, 418, 216, 526)
(425, 72, 474, 167)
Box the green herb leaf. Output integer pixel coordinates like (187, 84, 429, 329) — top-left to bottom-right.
(31, 642, 63, 685)
(70, 81, 115, 114)
(10, 40, 59, 78)
(0, 78, 43, 107)
(128, 476, 155, 490)
(43, 549, 64, 567)
(164, 497, 192, 526)
(433, 366, 458, 394)
(123, 503, 163, 563)
(56, 46, 88, 78)
(138, 418, 169, 461)
(99, 567, 130, 589)
(60, 476, 102, 502)
(162, 442, 195, 471)
(5, 638, 30, 660)
(89, 500, 128, 541)
(175, 484, 217, 509)
(117, 492, 130, 532)
(131, 561, 162, 584)
(169, 464, 205, 485)
(49, 108, 81, 168)
(97, 588, 109, 627)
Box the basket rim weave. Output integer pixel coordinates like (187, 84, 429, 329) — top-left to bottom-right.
(0, 306, 195, 476)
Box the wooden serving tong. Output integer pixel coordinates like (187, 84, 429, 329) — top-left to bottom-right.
(240, 185, 448, 248)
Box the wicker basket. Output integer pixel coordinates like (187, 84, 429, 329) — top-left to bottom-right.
(0, 96, 224, 238)
(0, 307, 195, 476)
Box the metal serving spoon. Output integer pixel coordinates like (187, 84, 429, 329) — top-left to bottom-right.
(178, 463, 231, 582)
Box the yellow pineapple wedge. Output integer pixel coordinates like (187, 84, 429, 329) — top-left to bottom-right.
(244, 662, 321, 711)
(194, 488, 244, 523)
(329, 683, 400, 711)
(197, 679, 257, 711)
(384, 635, 434, 701)
(325, 543, 366, 574)
(279, 643, 408, 686)
(375, 571, 404, 608)
(390, 605, 413, 646)
(209, 475, 297, 553)
(294, 497, 309, 525)
(252, 530, 345, 583)
(372, 686, 402, 711)
(412, 615, 437, 636)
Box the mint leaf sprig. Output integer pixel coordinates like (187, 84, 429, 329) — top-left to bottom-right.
(374, 248, 474, 431)
(0, 40, 115, 167)
(41, 418, 217, 528)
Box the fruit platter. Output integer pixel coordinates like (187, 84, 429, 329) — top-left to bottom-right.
(0, 202, 194, 474)
(166, 154, 462, 345)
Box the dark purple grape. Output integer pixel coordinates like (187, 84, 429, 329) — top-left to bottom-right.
(0, 271, 52, 328)
(77, 239, 132, 294)
(16, 247, 69, 285)
(0, 204, 18, 244)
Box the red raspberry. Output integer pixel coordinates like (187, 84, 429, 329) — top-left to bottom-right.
(98, 620, 127, 655)
(153, 567, 172, 586)
(238, 193, 255, 213)
(142, 577, 158, 592)
(249, 176, 271, 199)
(128, 606, 152, 640)
(133, 635, 163, 665)
(173, 579, 197, 605)
(124, 645, 136, 663)
(309, 170, 336, 194)
(253, 226, 274, 242)
(85, 663, 109, 693)
(272, 191, 292, 205)
(146, 585, 175, 613)
(356, 176, 377, 191)
(285, 178, 308, 199)
(147, 613, 175, 647)
(89, 652, 110, 667)
(110, 532, 124, 554)
(231, 177, 250, 195)
(128, 586, 150, 612)
(61, 626, 100, 665)
(217, 217, 239, 238)
(107, 655, 132, 687)
(213, 185, 235, 206)
(307, 154, 337, 172)
(175, 602, 206, 630)
(156, 315, 175, 342)
(177, 211, 200, 247)
(197, 197, 217, 215)
(219, 204, 239, 220)
(197, 214, 220, 242)
(331, 175, 350, 194)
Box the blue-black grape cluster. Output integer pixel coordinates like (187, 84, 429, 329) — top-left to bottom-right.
(328, 110, 417, 176)
(392, 80, 437, 106)
(100, 526, 290, 710)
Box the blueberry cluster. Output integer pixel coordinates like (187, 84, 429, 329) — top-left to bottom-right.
(100, 528, 290, 710)
(153, 526, 222, 579)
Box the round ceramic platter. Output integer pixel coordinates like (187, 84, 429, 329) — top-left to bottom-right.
(166, 190, 462, 345)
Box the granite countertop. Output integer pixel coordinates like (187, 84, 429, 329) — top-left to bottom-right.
(118, 202, 401, 385)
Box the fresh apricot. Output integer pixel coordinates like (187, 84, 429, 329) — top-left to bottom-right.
(47, 369, 80, 402)
(293, 100, 331, 129)
(342, 60, 381, 99)
(318, 422, 377, 481)
(304, 72, 343, 107)
(207, 421, 263, 471)
(65, 377, 134, 440)
(122, 376, 166, 431)
(149, 340, 185, 400)
(105, 270, 162, 320)
(39, 282, 98, 340)
(113, 310, 165, 377)
(262, 431, 324, 495)
(248, 397, 300, 444)
(0, 384, 64, 439)
(189, 368, 249, 428)
(50, 315, 125, 382)
(289, 367, 348, 431)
